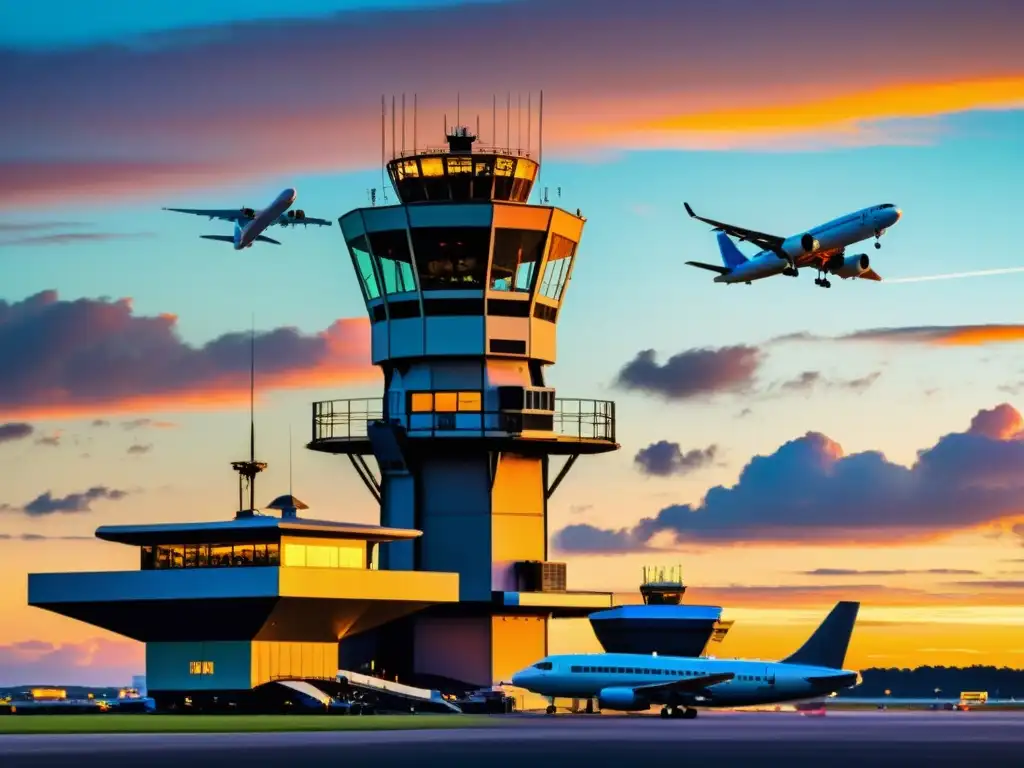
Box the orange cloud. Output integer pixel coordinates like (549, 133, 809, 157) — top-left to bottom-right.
(634, 77, 1024, 146)
(839, 324, 1024, 346)
(3, 0, 1024, 209)
(0, 291, 377, 421)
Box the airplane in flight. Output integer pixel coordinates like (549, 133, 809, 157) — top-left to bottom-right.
(163, 187, 331, 249)
(510, 601, 861, 719)
(682, 202, 902, 288)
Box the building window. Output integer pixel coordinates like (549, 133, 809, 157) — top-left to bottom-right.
(412, 227, 490, 290)
(348, 235, 382, 300)
(457, 391, 482, 411)
(434, 392, 457, 412)
(142, 543, 279, 570)
(189, 661, 214, 675)
(538, 234, 576, 300)
(369, 230, 417, 295)
(410, 392, 434, 412)
(408, 391, 482, 414)
(490, 229, 546, 292)
(282, 543, 364, 569)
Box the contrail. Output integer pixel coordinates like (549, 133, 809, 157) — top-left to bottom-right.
(884, 266, 1024, 284)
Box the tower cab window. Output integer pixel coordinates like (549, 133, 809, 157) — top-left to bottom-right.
(412, 227, 491, 289)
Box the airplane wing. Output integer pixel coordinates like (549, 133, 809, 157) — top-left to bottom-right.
(278, 215, 332, 228)
(632, 671, 735, 697)
(164, 207, 250, 223)
(684, 202, 785, 250)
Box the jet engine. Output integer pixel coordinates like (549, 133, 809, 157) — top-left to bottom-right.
(781, 232, 820, 258)
(827, 253, 870, 278)
(597, 687, 648, 712)
(240, 207, 255, 218)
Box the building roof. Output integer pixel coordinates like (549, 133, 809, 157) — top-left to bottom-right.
(94, 515, 422, 547)
(589, 604, 724, 622)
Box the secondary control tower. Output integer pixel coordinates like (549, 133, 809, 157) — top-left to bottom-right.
(589, 566, 734, 658)
(308, 107, 620, 690)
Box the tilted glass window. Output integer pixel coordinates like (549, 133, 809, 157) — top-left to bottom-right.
(490, 229, 546, 292)
(412, 227, 490, 290)
(369, 229, 417, 295)
(538, 234, 577, 300)
(348, 235, 382, 300)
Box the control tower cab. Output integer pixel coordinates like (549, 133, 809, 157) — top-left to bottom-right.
(309, 116, 619, 691)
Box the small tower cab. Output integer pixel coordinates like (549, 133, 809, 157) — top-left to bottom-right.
(310, 106, 620, 692)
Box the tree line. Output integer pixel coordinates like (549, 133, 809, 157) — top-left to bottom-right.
(843, 666, 1024, 698)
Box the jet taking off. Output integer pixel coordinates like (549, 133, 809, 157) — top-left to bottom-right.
(163, 188, 331, 250)
(683, 202, 902, 288)
(511, 601, 861, 719)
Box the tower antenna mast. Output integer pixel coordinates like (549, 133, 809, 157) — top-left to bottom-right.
(231, 317, 267, 517)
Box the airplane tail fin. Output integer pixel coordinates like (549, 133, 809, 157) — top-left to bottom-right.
(716, 231, 748, 269)
(781, 601, 860, 670)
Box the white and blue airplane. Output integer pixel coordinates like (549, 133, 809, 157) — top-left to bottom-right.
(163, 187, 331, 250)
(510, 601, 861, 720)
(683, 202, 902, 288)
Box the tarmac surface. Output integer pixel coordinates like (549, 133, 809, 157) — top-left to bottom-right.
(3, 711, 1023, 767)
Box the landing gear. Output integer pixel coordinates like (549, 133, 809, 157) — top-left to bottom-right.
(874, 229, 882, 249)
(585, 699, 595, 715)
(814, 272, 831, 288)
(782, 267, 799, 277)
(660, 706, 698, 720)
(874, 241, 881, 249)
(545, 704, 556, 715)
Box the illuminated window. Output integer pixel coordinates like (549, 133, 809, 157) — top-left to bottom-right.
(189, 661, 214, 675)
(494, 158, 515, 177)
(490, 229, 545, 292)
(306, 545, 338, 568)
(348, 235, 381, 301)
(411, 393, 433, 412)
(538, 234, 576, 300)
(434, 392, 457, 412)
(399, 159, 419, 178)
(369, 230, 416, 295)
(284, 543, 306, 567)
(457, 391, 482, 411)
(446, 156, 472, 175)
(420, 157, 444, 177)
(514, 160, 537, 180)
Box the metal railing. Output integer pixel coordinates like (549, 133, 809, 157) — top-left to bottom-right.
(312, 397, 615, 444)
(389, 146, 535, 160)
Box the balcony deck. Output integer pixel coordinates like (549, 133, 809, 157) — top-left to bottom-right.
(307, 397, 619, 457)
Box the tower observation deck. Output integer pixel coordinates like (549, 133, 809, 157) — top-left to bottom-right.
(308, 105, 619, 690)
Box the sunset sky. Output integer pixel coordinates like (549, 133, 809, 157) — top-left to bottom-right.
(3, 0, 1024, 686)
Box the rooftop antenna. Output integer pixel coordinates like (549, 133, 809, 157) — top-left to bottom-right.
(506, 92, 510, 150)
(457, 91, 461, 128)
(231, 318, 267, 518)
(413, 93, 418, 155)
(492, 94, 496, 147)
(401, 93, 406, 155)
(527, 92, 532, 155)
(288, 424, 293, 495)
(537, 89, 544, 197)
(517, 92, 521, 153)
(380, 94, 386, 194)
(391, 94, 396, 161)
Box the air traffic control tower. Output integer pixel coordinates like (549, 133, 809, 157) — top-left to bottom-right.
(308, 120, 620, 689)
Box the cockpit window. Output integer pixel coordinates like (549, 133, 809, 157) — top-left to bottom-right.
(878, 204, 895, 209)
(533, 662, 552, 670)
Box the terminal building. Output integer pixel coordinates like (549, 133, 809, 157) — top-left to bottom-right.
(27, 122, 622, 708)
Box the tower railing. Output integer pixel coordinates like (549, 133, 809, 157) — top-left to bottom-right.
(311, 397, 615, 444)
(390, 145, 534, 160)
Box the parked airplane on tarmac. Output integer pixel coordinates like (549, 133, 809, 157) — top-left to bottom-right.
(510, 601, 861, 719)
(683, 202, 902, 288)
(163, 187, 331, 249)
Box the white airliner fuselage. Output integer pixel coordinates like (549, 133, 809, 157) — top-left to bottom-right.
(235, 187, 297, 249)
(511, 600, 861, 719)
(163, 187, 331, 248)
(511, 654, 859, 714)
(684, 203, 902, 288)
